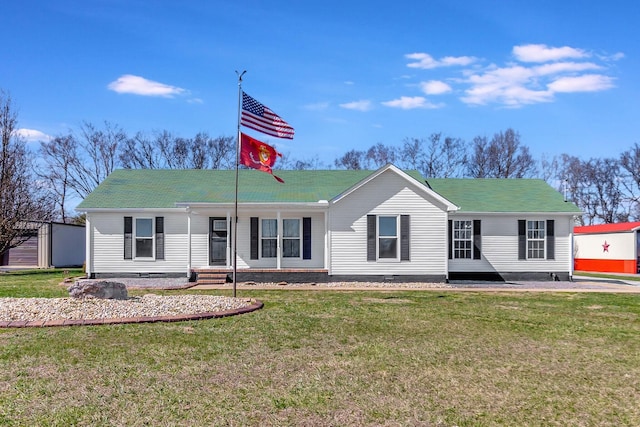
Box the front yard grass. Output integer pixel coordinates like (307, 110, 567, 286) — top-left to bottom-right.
(1, 271, 639, 426)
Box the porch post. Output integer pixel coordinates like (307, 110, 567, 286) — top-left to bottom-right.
(277, 211, 281, 269)
(226, 211, 232, 269)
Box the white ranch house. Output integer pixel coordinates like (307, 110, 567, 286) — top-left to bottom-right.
(76, 164, 581, 283)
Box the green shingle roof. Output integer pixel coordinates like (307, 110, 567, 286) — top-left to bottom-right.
(426, 178, 581, 213)
(77, 169, 581, 214)
(78, 169, 425, 209)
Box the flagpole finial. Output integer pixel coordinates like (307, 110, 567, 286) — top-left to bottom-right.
(236, 70, 247, 83)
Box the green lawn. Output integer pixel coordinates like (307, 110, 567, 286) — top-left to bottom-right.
(1, 270, 639, 426)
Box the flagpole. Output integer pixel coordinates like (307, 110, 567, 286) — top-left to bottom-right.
(233, 70, 246, 298)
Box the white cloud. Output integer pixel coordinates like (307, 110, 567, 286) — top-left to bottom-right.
(533, 61, 602, 76)
(513, 44, 589, 62)
(391, 44, 619, 108)
(420, 80, 452, 95)
(13, 128, 52, 143)
(406, 53, 477, 69)
(107, 74, 186, 97)
(339, 100, 373, 111)
(304, 101, 330, 111)
(547, 74, 615, 92)
(381, 96, 443, 110)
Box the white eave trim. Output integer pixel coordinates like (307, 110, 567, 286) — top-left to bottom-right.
(448, 211, 581, 216)
(175, 201, 330, 210)
(77, 207, 188, 213)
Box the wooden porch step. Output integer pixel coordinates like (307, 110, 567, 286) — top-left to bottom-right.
(196, 271, 229, 285)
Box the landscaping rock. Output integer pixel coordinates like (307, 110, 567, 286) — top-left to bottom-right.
(68, 280, 128, 300)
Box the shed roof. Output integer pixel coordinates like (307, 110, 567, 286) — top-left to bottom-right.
(425, 178, 581, 214)
(574, 222, 640, 234)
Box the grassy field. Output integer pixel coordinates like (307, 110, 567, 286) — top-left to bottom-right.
(1, 270, 639, 426)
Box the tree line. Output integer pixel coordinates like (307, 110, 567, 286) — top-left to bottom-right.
(2, 89, 640, 255)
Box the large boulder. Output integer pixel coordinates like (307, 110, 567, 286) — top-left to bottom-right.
(68, 280, 128, 300)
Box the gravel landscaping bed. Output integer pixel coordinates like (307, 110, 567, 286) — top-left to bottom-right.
(0, 294, 254, 322)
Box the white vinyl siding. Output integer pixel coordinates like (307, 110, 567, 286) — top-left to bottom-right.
(448, 215, 574, 273)
(90, 211, 188, 274)
(330, 169, 448, 276)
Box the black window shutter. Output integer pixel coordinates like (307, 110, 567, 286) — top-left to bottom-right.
(473, 219, 481, 260)
(400, 215, 410, 261)
(250, 217, 259, 260)
(367, 215, 376, 261)
(155, 217, 165, 260)
(303, 217, 312, 260)
(447, 220, 452, 260)
(124, 217, 132, 260)
(518, 220, 526, 260)
(546, 219, 555, 260)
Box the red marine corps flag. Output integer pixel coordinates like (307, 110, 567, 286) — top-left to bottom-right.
(240, 132, 284, 183)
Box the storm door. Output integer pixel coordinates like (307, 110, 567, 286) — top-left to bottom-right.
(209, 217, 228, 266)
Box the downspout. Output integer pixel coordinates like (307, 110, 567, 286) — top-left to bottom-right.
(569, 216, 575, 281)
(444, 212, 450, 283)
(325, 208, 330, 274)
(48, 222, 53, 268)
(187, 209, 192, 278)
(85, 214, 92, 278)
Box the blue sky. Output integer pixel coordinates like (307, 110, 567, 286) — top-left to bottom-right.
(3, 0, 639, 166)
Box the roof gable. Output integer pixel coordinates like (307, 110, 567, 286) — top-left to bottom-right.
(426, 178, 581, 214)
(331, 164, 457, 210)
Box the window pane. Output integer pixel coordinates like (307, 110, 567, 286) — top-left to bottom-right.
(262, 219, 277, 237)
(453, 220, 472, 259)
(283, 239, 300, 257)
(136, 218, 152, 237)
(379, 238, 397, 258)
(136, 238, 153, 257)
(283, 219, 300, 237)
(262, 239, 277, 257)
(213, 220, 227, 231)
(379, 217, 397, 237)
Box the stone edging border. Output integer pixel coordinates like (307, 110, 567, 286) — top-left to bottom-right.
(0, 299, 264, 328)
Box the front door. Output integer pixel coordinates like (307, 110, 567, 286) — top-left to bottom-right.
(209, 217, 228, 266)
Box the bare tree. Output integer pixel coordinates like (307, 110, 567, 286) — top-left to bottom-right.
(619, 143, 640, 220)
(467, 129, 536, 178)
(400, 133, 466, 178)
(365, 142, 397, 169)
(557, 154, 627, 225)
(208, 135, 236, 169)
(466, 135, 490, 178)
(280, 154, 325, 170)
(38, 135, 76, 222)
(334, 149, 366, 170)
(0, 91, 54, 258)
(118, 132, 162, 169)
(118, 131, 236, 170)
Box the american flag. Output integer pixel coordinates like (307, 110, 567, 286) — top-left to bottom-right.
(241, 92, 294, 139)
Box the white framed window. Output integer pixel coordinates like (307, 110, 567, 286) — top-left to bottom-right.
(527, 220, 545, 259)
(453, 220, 472, 259)
(135, 218, 154, 258)
(378, 216, 398, 259)
(282, 218, 301, 258)
(261, 219, 277, 258)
